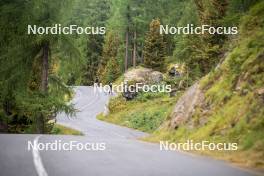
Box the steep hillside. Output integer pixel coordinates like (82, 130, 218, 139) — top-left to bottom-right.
(148, 2, 264, 168)
(99, 1, 264, 168)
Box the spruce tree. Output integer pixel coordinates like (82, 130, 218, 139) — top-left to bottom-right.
(143, 19, 166, 72)
(98, 31, 121, 84)
(104, 57, 120, 84)
(0, 0, 76, 133)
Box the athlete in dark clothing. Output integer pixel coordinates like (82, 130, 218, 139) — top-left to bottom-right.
(95, 77, 99, 84)
(94, 77, 99, 87)
(109, 83, 113, 94)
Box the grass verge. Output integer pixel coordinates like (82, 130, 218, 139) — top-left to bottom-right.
(97, 91, 181, 133)
(51, 124, 83, 136)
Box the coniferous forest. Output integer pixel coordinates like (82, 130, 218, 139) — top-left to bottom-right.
(0, 0, 264, 170)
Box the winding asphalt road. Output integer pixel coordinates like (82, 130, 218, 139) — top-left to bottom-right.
(0, 86, 259, 176)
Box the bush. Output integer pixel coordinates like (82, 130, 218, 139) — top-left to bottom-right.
(128, 110, 166, 132)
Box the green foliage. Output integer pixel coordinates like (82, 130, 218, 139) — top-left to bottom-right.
(143, 19, 166, 72)
(148, 1, 264, 167)
(173, 0, 253, 79)
(103, 57, 121, 84)
(135, 91, 167, 102)
(127, 111, 166, 132)
(105, 0, 185, 71)
(51, 124, 83, 135)
(75, 0, 111, 85)
(98, 91, 180, 133)
(98, 31, 121, 84)
(0, 0, 78, 133)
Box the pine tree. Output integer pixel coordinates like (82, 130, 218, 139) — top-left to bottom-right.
(190, 0, 229, 75)
(98, 31, 121, 84)
(104, 57, 120, 84)
(76, 0, 110, 85)
(0, 0, 76, 133)
(143, 19, 166, 72)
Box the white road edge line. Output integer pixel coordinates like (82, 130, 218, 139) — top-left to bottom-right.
(32, 135, 48, 176)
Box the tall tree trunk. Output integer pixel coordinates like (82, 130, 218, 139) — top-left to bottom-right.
(36, 42, 49, 134)
(2, 99, 10, 132)
(133, 31, 137, 67)
(141, 43, 144, 63)
(41, 42, 49, 92)
(125, 30, 129, 71)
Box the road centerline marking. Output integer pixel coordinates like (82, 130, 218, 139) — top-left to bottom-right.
(32, 135, 48, 176)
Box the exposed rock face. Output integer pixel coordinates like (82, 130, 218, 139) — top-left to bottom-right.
(150, 71, 163, 83)
(256, 87, 264, 102)
(169, 82, 205, 129)
(256, 88, 264, 95)
(124, 67, 163, 84)
(122, 67, 163, 100)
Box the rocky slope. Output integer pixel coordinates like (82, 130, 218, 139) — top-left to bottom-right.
(153, 2, 264, 168)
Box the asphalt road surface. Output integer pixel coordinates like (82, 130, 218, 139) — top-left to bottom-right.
(0, 86, 259, 176)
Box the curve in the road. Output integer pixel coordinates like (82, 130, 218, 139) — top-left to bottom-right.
(0, 86, 260, 176)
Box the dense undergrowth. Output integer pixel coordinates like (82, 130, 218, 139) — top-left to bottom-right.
(98, 91, 180, 133)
